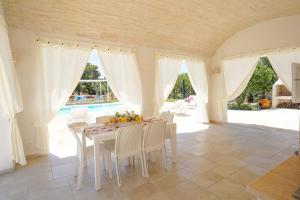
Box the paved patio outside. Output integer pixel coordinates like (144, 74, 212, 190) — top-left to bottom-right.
(227, 108, 300, 131)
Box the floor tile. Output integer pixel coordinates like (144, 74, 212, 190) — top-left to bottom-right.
(0, 123, 297, 200)
(191, 170, 224, 188)
(207, 179, 255, 200)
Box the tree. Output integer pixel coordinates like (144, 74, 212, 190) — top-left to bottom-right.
(234, 57, 278, 105)
(181, 79, 187, 98)
(81, 63, 101, 80)
(168, 73, 195, 99)
(74, 63, 101, 95)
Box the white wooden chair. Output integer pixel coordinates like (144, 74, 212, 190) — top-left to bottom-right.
(68, 107, 88, 123)
(68, 108, 111, 190)
(68, 107, 89, 168)
(159, 111, 177, 163)
(160, 111, 174, 122)
(104, 124, 144, 186)
(96, 116, 111, 124)
(142, 121, 167, 177)
(160, 111, 174, 139)
(68, 123, 112, 190)
(68, 123, 88, 189)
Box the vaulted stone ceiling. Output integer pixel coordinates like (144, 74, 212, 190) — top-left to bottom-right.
(2, 0, 300, 55)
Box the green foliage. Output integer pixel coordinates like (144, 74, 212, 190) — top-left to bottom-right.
(81, 63, 101, 80)
(165, 98, 177, 102)
(74, 63, 101, 95)
(71, 63, 118, 103)
(235, 92, 247, 106)
(230, 57, 278, 109)
(243, 57, 278, 101)
(168, 73, 195, 99)
(238, 103, 254, 110)
(227, 102, 257, 110)
(227, 102, 240, 110)
(74, 66, 195, 101)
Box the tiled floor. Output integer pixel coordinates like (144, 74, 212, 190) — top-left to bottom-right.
(0, 123, 298, 200)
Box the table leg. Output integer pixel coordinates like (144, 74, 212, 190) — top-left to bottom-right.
(171, 124, 177, 163)
(93, 137, 101, 190)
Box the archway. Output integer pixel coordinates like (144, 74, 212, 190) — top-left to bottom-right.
(48, 50, 125, 158)
(226, 57, 300, 130)
(160, 61, 209, 133)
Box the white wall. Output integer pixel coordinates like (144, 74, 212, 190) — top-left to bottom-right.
(8, 28, 40, 155)
(8, 27, 211, 155)
(135, 46, 157, 116)
(210, 15, 300, 122)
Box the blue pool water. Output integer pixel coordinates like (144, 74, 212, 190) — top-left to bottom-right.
(59, 103, 123, 115)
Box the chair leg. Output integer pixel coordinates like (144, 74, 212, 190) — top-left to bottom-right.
(143, 152, 149, 177)
(76, 140, 86, 190)
(106, 152, 113, 179)
(74, 146, 79, 177)
(115, 157, 121, 186)
(77, 157, 84, 190)
(74, 157, 79, 177)
(163, 145, 168, 169)
(132, 155, 135, 167)
(127, 157, 131, 166)
(139, 153, 145, 177)
(148, 152, 151, 161)
(103, 155, 107, 172)
(82, 133, 87, 168)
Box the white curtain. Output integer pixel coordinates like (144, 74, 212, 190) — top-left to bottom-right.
(97, 49, 142, 113)
(186, 60, 209, 123)
(155, 56, 182, 113)
(267, 50, 300, 91)
(0, 19, 26, 165)
(223, 56, 259, 101)
(35, 44, 91, 154)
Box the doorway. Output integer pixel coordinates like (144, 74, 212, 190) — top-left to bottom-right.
(226, 57, 300, 130)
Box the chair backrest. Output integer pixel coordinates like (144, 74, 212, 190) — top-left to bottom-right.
(159, 111, 174, 123)
(115, 124, 143, 158)
(143, 121, 166, 152)
(96, 116, 111, 124)
(69, 107, 88, 123)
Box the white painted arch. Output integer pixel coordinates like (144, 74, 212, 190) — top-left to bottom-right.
(210, 15, 300, 122)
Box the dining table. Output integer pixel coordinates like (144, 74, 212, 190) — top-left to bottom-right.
(70, 118, 177, 191)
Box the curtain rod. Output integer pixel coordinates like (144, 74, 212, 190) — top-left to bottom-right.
(35, 38, 135, 53)
(35, 35, 206, 58)
(156, 52, 203, 62)
(36, 39, 86, 47)
(222, 44, 300, 60)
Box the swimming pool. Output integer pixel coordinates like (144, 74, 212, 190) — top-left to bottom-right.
(59, 102, 124, 115)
